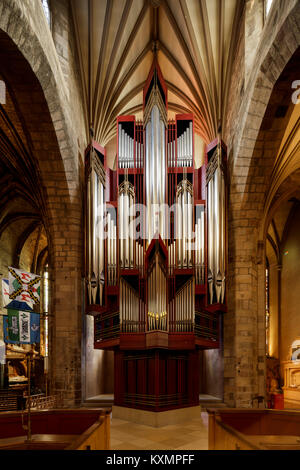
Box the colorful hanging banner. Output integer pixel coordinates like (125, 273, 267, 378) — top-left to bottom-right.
(6, 267, 41, 312)
(4, 310, 40, 344)
(3, 316, 18, 344)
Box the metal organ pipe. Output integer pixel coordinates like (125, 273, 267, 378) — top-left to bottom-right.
(195, 207, 205, 285)
(161, 119, 166, 239)
(107, 213, 117, 286)
(207, 175, 214, 304)
(86, 148, 107, 307)
(207, 145, 226, 305)
(124, 191, 129, 267)
(187, 191, 193, 266)
(182, 189, 186, 267)
(113, 223, 116, 284)
(118, 124, 136, 169)
(214, 167, 221, 304)
(177, 191, 182, 268)
(175, 279, 194, 332)
(146, 121, 151, 240)
(147, 253, 167, 332)
(189, 121, 193, 166)
(120, 279, 140, 332)
(93, 170, 99, 305)
(145, 105, 166, 243)
(176, 123, 193, 168)
(88, 164, 93, 304)
(121, 129, 125, 168)
(99, 177, 105, 306)
(118, 182, 135, 269)
(107, 211, 111, 284)
(176, 181, 193, 269)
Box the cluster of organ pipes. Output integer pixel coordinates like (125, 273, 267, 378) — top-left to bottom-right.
(177, 122, 193, 167)
(86, 150, 105, 306)
(167, 121, 176, 168)
(135, 122, 144, 169)
(135, 242, 144, 272)
(170, 279, 195, 332)
(145, 105, 166, 242)
(118, 124, 135, 169)
(176, 180, 194, 268)
(85, 64, 227, 348)
(118, 181, 135, 268)
(120, 278, 142, 332)
(207, 147, 226, 305)
(195, 207, 205, 285)
(147, 255, 167, 331)
(148, 311, 167, 331)
(107, 211, 117, 286)
(168, 241, 176, 275)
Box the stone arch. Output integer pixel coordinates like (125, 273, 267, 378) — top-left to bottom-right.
(225, 0, 300, 407)
(0, 0, 85, 405)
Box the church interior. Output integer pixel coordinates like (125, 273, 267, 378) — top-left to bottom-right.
(0, 0, 299, 451)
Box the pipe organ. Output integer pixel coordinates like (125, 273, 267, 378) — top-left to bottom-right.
(85, 61, 227, 412)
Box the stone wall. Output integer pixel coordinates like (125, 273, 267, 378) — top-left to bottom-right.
(0, 0, 87, 406)
(224, 0, 300, 406)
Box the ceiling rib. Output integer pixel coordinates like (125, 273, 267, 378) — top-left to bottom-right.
(71, 0, 244, 147)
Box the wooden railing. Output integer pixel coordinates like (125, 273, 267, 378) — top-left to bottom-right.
(25, 393, 63, 410)
(66, 410, 110, 450)
(95, 311, 120, 342)
(194, 311, 218, 341)
(94, 309, 219, 344)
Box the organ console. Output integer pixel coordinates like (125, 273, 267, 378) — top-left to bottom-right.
(85, 60, 227, 412)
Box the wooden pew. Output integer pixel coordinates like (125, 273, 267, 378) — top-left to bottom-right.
(208, 408, 300, 450)
(0, 408, 111, 450)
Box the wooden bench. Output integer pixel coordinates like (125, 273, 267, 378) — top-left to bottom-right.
(208, 408, 300, 450)
(0, 408, 111, 450)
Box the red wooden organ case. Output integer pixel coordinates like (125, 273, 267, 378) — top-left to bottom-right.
(85, 61, 227, 412)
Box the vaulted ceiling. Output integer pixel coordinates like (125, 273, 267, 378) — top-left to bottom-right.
(71, 0, 244, 151)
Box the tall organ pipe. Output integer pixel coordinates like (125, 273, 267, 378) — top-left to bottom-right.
(207, 147, 226, 304)
(99, 178, 105, 306)
(145, 105, 166, 243)
(207, 176, 214, 304)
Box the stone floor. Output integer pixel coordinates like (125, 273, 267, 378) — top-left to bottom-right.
(110, 412, 209, 450)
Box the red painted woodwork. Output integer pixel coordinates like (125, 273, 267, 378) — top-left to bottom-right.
(0, 410, 109, 439)
(114, 350, 199, 411)
(85, 62, 227, 411)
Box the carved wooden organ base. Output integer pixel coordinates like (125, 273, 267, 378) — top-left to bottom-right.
(114, 350, 199, 411)
(85, 60, 227, 411)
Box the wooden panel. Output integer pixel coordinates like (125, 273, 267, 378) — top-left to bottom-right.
(0, 410, 110, 441)
(208, 409, 300, 450)
(168, 333, 195, 350)
(119, 333, 145, 350)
